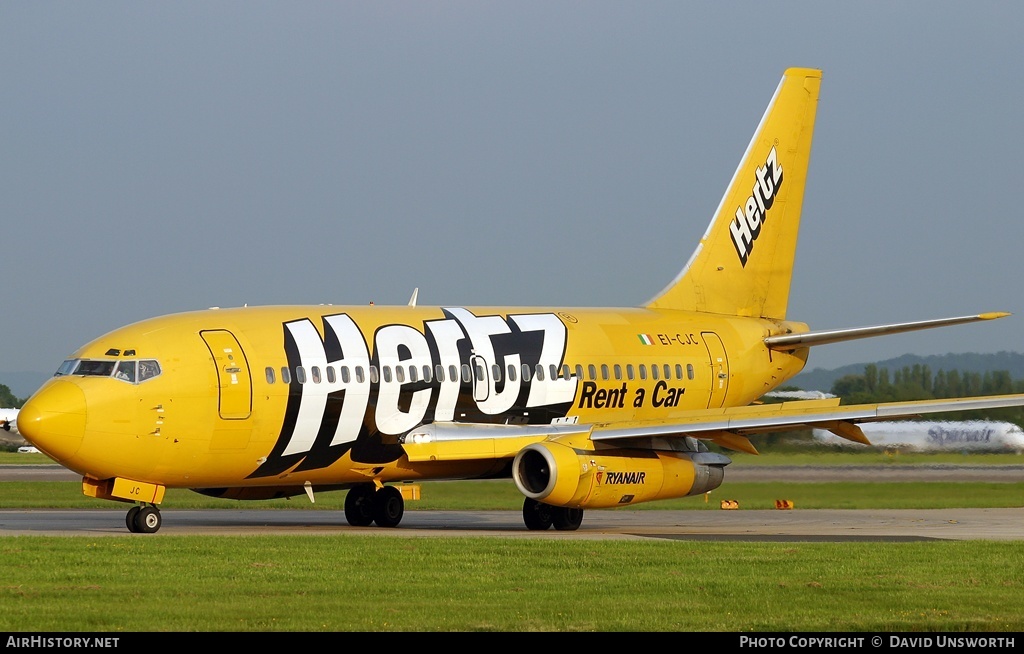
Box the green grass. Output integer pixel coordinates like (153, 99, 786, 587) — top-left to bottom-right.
(2, 450, 1023, 632)
(0, 537, 1021, 632)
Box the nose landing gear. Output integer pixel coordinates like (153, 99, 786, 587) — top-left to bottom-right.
(126, 504, 162, 533)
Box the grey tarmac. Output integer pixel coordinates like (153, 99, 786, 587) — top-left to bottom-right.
(2, 507, 1024, 541)
(2, 463, 1022, 541)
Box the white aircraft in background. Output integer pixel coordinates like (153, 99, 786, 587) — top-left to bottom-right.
(0, 407, 35, 451)
(812, 420, 1024, 453)
(0, 408, 18, 435)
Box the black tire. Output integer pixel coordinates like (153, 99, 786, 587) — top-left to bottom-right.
(372, 486, 405, 528)
(522, 497, 554, 530)
(126, 506, 141, 533)
(344, 484, 376, 526)
(552, 506, 584, 531)
(134, 506, 161, 534)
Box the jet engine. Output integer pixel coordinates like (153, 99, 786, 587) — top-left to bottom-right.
(511, 440, 731, 509)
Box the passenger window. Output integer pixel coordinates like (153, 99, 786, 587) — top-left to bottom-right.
(687, 363, 695, 380)
(601, 364, 609, 380)
(409, 366, 418, 383)
(651, 364, 659, 380)
(507, 364, 517, 382)
(639, 364, 647, 380)
(296, 367, 307, 384)
(492, 364, 502, 382)
(663, 364, 671, 379)
(461, 364, 471, 383)
(575, 364, 584, 380)
(265, 367, 275, 384)
(311, 366, 322, 383)
(369, 366, 379, 384)
(383, 366, 393, 383)
(588, 364, 597, 380)
(474, 363, 486, 381)
(280, 367, 292, 384)
(396, 366, 405, 383)
(326, 366, 336, 383)
(449, 364, 459, 382)
(422, 365, 432, 383)
(549, 364, 558, 380)
(521, 364, 531, 382)
(341, 366, 351, 383)
(355, 366, 365, 383)
(535, 365, 545, 381)
(626, 364, 635, 380)
(675, 364, 683, 379)
(436, 365, 446, 382)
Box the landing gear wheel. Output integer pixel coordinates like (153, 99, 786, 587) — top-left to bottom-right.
(126, 505, 141, 533)
(523, 497, 554, 530)
(552, 507, 584, 531)
(372, 486, 405, 528)
(344, 484, 376, 526)
(133, 506, 162, 534)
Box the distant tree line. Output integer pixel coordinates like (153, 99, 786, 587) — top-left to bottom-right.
(829, 364, 1024, 426)
(0, 384, 24, 408)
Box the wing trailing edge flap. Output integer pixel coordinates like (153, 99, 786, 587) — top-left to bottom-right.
(589, 393, 1024, 452)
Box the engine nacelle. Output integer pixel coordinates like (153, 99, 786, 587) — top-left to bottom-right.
(512, 441, 730, 509)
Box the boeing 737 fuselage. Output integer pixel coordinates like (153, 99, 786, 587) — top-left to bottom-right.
(17, 68, 1024, 533)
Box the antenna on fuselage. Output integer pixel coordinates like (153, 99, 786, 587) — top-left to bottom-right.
(408, 287, 419, 307)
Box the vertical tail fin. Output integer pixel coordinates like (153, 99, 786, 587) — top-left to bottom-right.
(645, 67, 821, 320)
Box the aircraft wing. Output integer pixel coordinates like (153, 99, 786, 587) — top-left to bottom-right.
(589, 394, 1024, 454)
(400, 394, 1024, 460)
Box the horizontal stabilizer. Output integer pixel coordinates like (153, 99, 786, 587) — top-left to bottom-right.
(764, 312, 1010, 351)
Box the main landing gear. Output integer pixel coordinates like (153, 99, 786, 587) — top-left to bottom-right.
(344, 483, 405, 528)
(342, 486, 584, 531)
(125, 504, 162, 534)
(522, 497, 583, 531)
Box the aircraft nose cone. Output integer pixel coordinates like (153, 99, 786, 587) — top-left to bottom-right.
(17, 381, 87, 463)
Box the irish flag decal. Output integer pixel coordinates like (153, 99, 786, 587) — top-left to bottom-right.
(638, 334, 654, 345)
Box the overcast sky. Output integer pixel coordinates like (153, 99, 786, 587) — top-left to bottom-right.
(3, 2, 1022, 387)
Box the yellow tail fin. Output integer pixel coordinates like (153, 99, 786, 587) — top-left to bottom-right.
(645, 67, 821, 320)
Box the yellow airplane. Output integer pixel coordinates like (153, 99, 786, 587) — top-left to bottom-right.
(17, 67, 1024, 533)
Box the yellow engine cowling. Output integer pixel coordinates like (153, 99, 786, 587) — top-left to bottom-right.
(511, 441, 730, 509)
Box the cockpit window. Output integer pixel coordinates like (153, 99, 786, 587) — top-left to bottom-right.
(55, 360, 77, 376)
(139, 360, 161, 381)
(115, 361, 137, 383)
(53, 358, 162, 383)
(76, 360, 117, 377)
